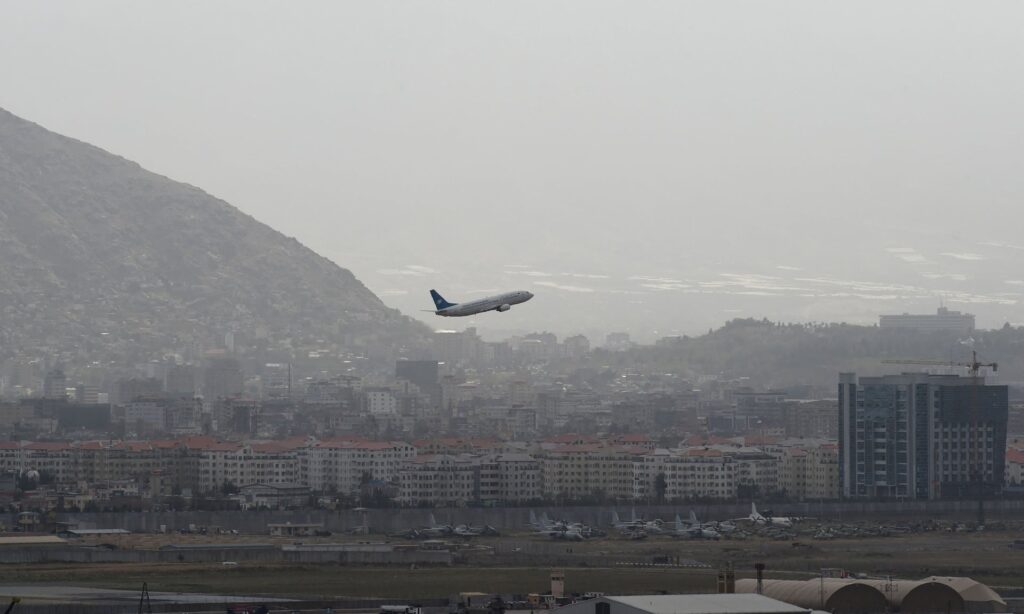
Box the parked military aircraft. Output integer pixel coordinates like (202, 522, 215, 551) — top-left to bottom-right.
(669, 515, 721, 540)
(611, 510, 667, 535)
(452, 524, 499, 537)
(741, 503, 796, 527)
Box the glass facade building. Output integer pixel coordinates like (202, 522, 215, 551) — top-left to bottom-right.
(839, 373, 1007, 500)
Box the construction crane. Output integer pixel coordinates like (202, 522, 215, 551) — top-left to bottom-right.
(881, 350, 996, 524)
(881, 350, 997, 377)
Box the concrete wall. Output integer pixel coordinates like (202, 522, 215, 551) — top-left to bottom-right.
(13, 598, 449, 614)
(52, 499, 1024, 534)
(0, 546, 453, 565)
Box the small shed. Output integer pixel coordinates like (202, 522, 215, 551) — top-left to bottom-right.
(268, 522, 324, 537)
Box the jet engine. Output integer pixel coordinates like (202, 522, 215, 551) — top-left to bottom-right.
(496, 304, 511, 312)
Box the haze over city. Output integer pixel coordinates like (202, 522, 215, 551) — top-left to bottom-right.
(5, 3, 1024, 613)
(3, 1, 1024, 340)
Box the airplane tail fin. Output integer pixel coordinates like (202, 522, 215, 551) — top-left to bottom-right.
(690, 510, 698, 524)
(430, 290, 455, 310)
(612, 511, 620, 525)
(429, 513, 437, 527)
(675, 514, 683, 528)
(530, 510, 537, 524)
(751, 503, 758, 516)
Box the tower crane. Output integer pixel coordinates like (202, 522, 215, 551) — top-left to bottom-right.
(881, 350, 997, 377)
(880, 350, 996, 523)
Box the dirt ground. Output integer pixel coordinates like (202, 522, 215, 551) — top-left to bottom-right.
(3, 528, 1024, 599)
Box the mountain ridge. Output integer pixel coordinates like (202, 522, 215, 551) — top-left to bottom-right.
(0, 107, 428, 364)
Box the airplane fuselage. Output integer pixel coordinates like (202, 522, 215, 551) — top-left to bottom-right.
(434, 290, 533, 317)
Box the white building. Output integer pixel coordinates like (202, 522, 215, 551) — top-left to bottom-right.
(396, 454, 480, 506)
(552, 594, 811, 614)
(302, 439, 415, 495)
(364, 388, 398, 416)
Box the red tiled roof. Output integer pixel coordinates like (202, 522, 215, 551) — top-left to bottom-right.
(149, 439, 181, 449)
(1007, 448, 1024, 464)
(24, 442, 71, 451)
(683, 435, 732, 446)
(353, 441, 404, 450)
(548, 444, 630, 454)
(617, 434, 651, 443)
(544, 433, 599, 444)
(114, 441, 154, 452)
(251, 442, 293, 453)
(685, 448, 724, 457)
(180, 436, 220, 450)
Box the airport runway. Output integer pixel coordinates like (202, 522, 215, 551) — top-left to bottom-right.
(0, 585, 294, 605)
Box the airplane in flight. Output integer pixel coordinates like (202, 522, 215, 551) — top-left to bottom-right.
(428, 289, 534, 317)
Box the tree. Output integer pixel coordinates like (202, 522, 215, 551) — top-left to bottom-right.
(654, 472, 668, 504)
(221, 480, 238, 495)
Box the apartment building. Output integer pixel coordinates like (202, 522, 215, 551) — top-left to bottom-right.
(660, 448, 737, 501)
(539, 444, 640, 501)
(302, 439, 415, 495)
(396, 454, 480, 506)
(839, 372, 1008, 499)
(780, 442, 840, 500)
(486, 453, 542, 503)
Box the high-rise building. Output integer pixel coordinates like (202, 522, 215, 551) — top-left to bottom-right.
(164, 364, 196, 396)
(605, 332, 632, 350)
(432, 328, 482, 364)
(879, 307, 975, 333)
(42, 369, 67, 399)
(74, 384, 99, 404)
(262, 363, 292, 400)
(201, 355, 244, 400)
(839, 372, 1007, 500)
(113, 377, 163, 405)
(563, 334, 591, 359)
(395, 360, 439, 405)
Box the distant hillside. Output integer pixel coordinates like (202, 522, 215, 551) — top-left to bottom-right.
(0, 108, 428, 363)
(594, 318, 1024, 392)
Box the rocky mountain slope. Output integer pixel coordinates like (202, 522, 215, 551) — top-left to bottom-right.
(0, 108, 427, 364)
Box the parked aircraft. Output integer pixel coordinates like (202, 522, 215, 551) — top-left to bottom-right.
(452, 524, 499, 537)
(541, 526, 586, 541)
(529, 510, 556, 531)
(530, 511, 603, 540)
(671, 515, 720, 540)
(417, 513, 455, 537)
(611, 511, 666, 535)
(685, 510, 736, 534)
(742, 503, 795, 527)
(428, 289, 533, 317)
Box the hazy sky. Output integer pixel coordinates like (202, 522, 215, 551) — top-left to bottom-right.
(2, 1, 1023, 341)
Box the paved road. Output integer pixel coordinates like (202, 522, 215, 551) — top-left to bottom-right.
(0, 585, 294, 605)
